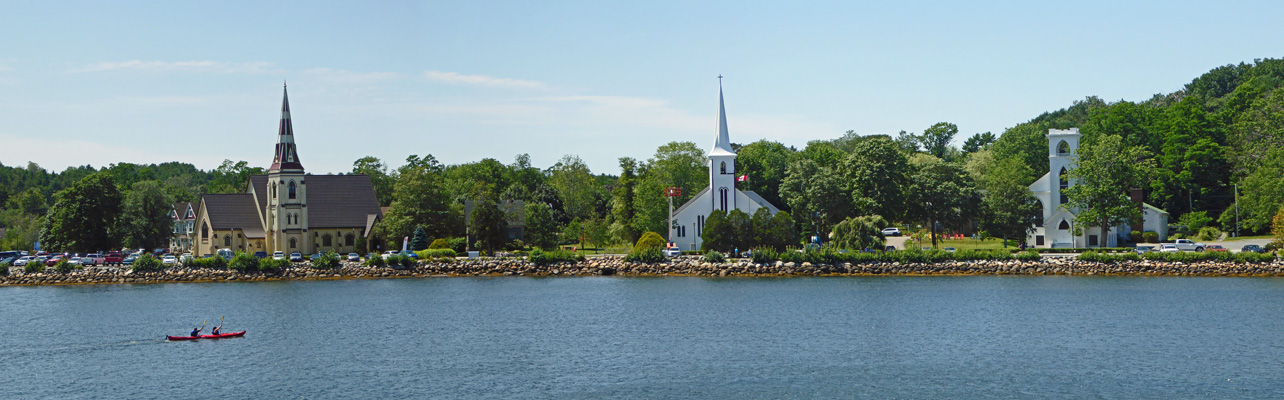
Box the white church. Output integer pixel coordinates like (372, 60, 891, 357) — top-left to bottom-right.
(669, 82, 782, 251)
(1027, 128, 1169, 248)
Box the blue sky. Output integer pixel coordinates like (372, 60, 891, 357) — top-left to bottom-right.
(1, 1, 1279, 175)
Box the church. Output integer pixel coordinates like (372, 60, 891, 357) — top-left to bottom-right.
(192, 85, 382, 256)
(1026, 128, 1169, 248)
(669, 82, 782, 251)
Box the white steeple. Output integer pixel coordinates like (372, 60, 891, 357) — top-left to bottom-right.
(709, 77, 736, 157)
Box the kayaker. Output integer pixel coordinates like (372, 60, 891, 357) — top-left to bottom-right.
(190, 327, 201, 337)
(211, 325, 221, 335)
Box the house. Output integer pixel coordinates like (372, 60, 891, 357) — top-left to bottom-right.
(192, 84, 382, 256)
(1027, 128, 1169, 248)
(169, 202, 197, 252)
(669, 81, 782, 251)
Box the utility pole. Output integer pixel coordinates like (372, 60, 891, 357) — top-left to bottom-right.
(1234, 183, 1240, 238)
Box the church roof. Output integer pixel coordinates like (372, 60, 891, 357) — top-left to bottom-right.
(249, 174, 382, 229)
(270, 83, 304, 172)
(709, 82, 736, 157)
(201, 194, 266, 238)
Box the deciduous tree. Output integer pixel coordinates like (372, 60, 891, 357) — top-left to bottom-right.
(1065, 134, 1158, 247)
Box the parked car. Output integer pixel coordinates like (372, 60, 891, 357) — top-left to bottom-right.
(162, 255, 177, 265)
(881, 227, 902, 237)
(253, 251, 268, 259)
(45, 256, 65, 266)
(405, 251, 418, 259)
(1172, 239, 1206, 252)
(181, 253, 194, 264)
(347, 253, 360, 262)
(13, 256, 34, 266)
(273, 251, 285, 261)
(1241, 244, 1265, 253)
(1134, 246, 1154, 254)
(289, 252, 303, 262)
(1159, 244, 1180, 253)
(1206, 245, 1228, 252)
(103, 252, 125, 265)
(382, 250, 400, 259)
(216, 249, 235, 260)
(122, 255, 138, 265)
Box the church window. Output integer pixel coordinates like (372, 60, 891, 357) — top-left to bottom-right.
(345, 234, 354, 246)
(224, 235, 231, 247)
(290, 238, 297, 249)
(1058, 220, 1070, 230)
(719, 188, 729, 212)
(720, 161, 726, 175)
(1059, 168, 1069, 205)
(288, 181, 297, 199)
(1034, 199, 1045, 227)
(1057, 140, 1070, 156)
(272, 183, 276, 199)
(323, 234, 332, 247)
(202, 223, 209, 241)
(697, 215, 705, 236)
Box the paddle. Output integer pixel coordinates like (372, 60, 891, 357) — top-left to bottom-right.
(215, 316, 224, 334)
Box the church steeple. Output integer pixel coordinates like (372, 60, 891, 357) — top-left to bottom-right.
(270, 82, 304, 173)
(710, 76, 735, 157)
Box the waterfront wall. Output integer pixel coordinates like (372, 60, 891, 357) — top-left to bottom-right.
(4, 256, 1284, 286)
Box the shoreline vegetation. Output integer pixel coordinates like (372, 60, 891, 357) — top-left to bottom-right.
(4, 254, 1284, 286)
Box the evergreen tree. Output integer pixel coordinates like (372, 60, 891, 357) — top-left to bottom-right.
(469, 188, 508, 254)
(523, 202, 559, 249)
(410, 226, 429, 251)
(700, 209, 729, 251)
(610, 157, 639, 243)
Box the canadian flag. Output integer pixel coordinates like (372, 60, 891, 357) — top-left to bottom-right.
(736, 175, 749, 182)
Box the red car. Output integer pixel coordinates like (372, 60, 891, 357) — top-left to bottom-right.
(1206, 245, 1228, 252)
(44, 256, 65, 266)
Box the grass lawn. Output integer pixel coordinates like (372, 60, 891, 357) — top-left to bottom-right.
(906, 237, 1022, 251)
(1218, 234, 1273, 242)
(560, 244, 632, 256)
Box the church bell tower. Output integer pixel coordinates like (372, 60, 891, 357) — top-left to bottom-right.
(266, 83, 309, 254)
(708, 78, 737, 213)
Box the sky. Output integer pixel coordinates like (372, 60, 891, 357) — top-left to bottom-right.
(1, 1, 1280, 176)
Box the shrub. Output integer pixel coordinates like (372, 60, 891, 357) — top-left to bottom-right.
(229, 253, 260, 273)
(954, 249, 1014, 261)
(187, 256, 228, 269)
(528, 248, 585, 265)
(1078, 251, 1140, 263)
(1014, 251, 1042, 261)
(0, 262, 8, 276)
(635, 231, 666, 252)
(258, 258, 289, 272)
(311, 251, 341, 270)
(448, 237, 468, 254)
(25, 262, 44, 273)
(54, 259, 76, 274)
(132, 254, 165, 272)
(702, 251, 727, 263)
(1196, 226, 1222, 242)
(1143, 231, 1159, 243)
(415, 249, 457, 260)
(385, 254, 415, 269)
(779, 248, 805, 264)
(1129, 231, 1142, 243)
(623, 248, 664, 263)
(751, 247, 779, 264)
(428, 238, 450, 249)
(364, 253, 386, 267)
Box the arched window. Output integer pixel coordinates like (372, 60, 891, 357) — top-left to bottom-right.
(202, 222, 209, 240)
(1058, 220, 1070, 230)
(272, 183, 276, 199)
(1034, 199, 1045, 227)
(1057, 140, 1070, 156)
(1059, 167, 1069, 205)
(322, 234, 332, 247)
(224, 235, 231, 246)
(345, 234, 354, 246)
(290, 238, 297, 249)
(720, 161, 726, 175)
(288, 181, 297, 199)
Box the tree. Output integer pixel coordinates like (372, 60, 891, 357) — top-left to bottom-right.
(735, 140, 793, 211)
(207, 160, 263, 193)
(700, 209, 730, 252)
(410, 226, 430, 251)
(767, 211, 797, 250)
(4, 188, 45, 216)
(523, 202, 559, 249)
(962, 132, 996, 153)
(829, 215, 889, 251)
(1064, 134, 1158, 247)
(842, 138, 912, 219)
(582, 217, 612, 249)
(905, 157, 981, 248)
(117, 180, 174, 250)
(975, 157, 1040, 247)
(1228, 146, 1284, 232)
(632, 141, 706, 237)
(780, 159, 851, 240)
(352, 156, 395, 206)
(469, 189, 508, 254)
(41, 172, 122, 252)
(918, 122, 959, 160)
(725, 209, 752, 251)
(750, 208, 774, 250)
(548, 154, 602, 221)
(609, 157, 639, 243)
(381, 158, 455, 243)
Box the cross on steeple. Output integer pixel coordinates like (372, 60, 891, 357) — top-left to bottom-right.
(718, 74, 723, 85)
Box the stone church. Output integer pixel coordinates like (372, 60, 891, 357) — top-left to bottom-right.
(669, 81, 782, 251)
(193, 85, 382, 256)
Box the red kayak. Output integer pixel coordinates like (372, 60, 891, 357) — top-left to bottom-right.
(166, 331, 246, 341)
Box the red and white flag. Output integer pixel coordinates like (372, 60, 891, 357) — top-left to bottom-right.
(736, 175, 749, 182)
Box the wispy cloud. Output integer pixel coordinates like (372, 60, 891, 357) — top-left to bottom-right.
(423, 70, 547, 89)
(74, 60, 280, 74)
(303, 68, 398, 84)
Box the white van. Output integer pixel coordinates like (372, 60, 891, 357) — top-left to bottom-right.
(216, 248, 235, 260)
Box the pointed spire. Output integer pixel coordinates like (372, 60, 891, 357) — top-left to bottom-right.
(710, 77, 736, 156)
(270, 84, 304, 173)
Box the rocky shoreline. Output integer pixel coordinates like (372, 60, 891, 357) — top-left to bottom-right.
(4, 256, 1284, 286)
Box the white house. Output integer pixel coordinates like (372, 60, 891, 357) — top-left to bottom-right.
(669, 82, 781, 251)
(1027, 128, 1169, 248)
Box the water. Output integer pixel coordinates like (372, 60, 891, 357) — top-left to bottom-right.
(2, 276, 1283, 398)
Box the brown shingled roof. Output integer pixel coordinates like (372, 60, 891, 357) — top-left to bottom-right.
(200, 194, 265, 238)
(250, 174, 381, 229)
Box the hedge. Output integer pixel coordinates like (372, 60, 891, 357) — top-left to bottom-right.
(527, 248, 585, 265)
(132, 254, 165, 272)
(1078, 250, 1278, 264)
(623, 248, 664, 263)
(414, 249, 458, 260)
(749, 247, 1044, 264)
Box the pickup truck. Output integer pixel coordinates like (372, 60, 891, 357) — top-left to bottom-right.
(103, 252, 125, 265)
(1172, 239, 1207, 252)
(79, 253, 106, 266)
